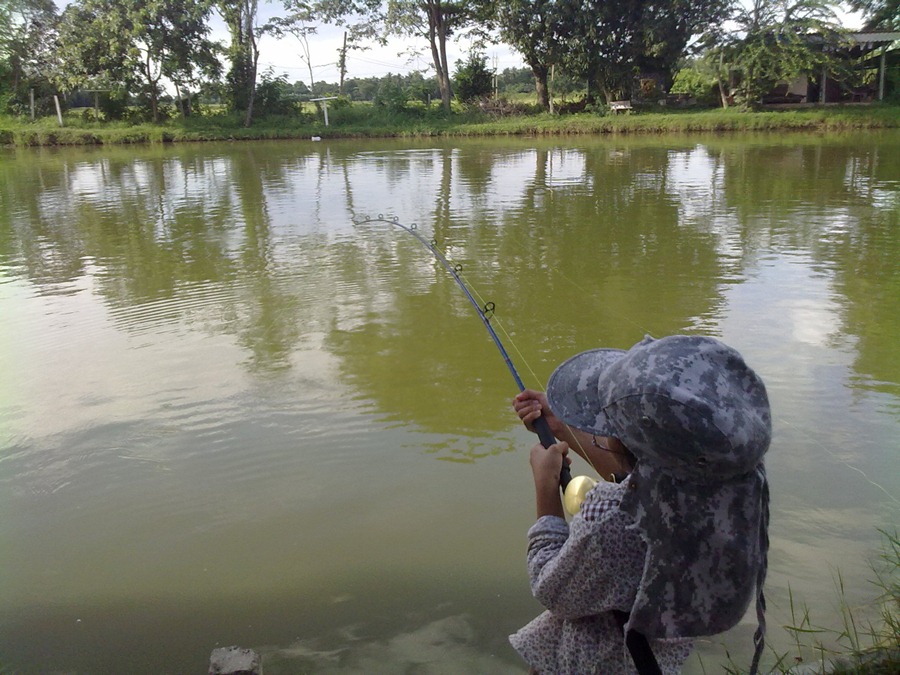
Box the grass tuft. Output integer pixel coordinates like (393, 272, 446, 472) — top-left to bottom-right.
(774, 530, 897, 674)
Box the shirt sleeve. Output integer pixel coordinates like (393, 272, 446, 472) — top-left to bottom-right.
(525, 484, 646, 621)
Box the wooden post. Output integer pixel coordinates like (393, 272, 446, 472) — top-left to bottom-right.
(549, 64, 556, 115)
(878, 49, 886, 101)
(94, 92, 100, 121)
(53, 95, 64, 126)
(30, 88, 35, 121)
(820, 67, 827, 104)
(310, 97, 337, 126)
(492, 54, 498, 98)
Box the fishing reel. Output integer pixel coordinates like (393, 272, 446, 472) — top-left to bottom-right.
(563, 474, 599, 516)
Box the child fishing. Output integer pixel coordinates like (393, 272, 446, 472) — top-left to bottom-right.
(510, 334, 771, 675)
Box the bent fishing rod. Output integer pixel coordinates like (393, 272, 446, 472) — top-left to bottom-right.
(357, 215, 571, 490)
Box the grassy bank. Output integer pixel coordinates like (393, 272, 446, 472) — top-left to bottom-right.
(731, 530, 899, 675)
(2, 102, 899, 147)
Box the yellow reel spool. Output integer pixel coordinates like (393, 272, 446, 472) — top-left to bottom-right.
(563, 474, 598, 516)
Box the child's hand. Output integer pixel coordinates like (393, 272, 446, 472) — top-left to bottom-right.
(529, 441, 569, 518)
(514, 389, 563, 436)
(530, 441, 570, 487)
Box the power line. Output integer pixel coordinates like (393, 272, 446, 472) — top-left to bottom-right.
(345, 53, 421, 71)
(260, 62, 338, 71)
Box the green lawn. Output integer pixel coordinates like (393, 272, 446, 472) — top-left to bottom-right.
(2, 101, 899, 147)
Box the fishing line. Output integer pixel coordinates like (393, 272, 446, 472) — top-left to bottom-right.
(500, 221, 898, 504)
(452, 265, 613, 480)
(356, 214, 571, 489)
(358, 214, 896, 506)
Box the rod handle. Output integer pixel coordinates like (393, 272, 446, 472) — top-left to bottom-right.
(533, 415, 571, 490)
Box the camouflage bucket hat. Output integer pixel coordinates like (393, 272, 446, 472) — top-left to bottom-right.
(546, 335, 772, 673)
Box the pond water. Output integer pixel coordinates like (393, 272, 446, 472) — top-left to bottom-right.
(1, 132, 898, 674)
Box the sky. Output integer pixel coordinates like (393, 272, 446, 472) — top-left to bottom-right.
(53, 1, 867, 87)
(209, 7, 525, 86)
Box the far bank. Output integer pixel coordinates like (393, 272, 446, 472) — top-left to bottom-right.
(1, 103, 899, 148)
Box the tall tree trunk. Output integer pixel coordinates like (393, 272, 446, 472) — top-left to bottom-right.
(717, 51, 729, 108)
(531, 64, 550, 111)
(141, 54, 161, 123)
(339, 31, 347, 95)
(717, 78, 729, 108)
(221, 1, 258, 122)
(243, 45, 258, 127)
(427, 2, 452, 112)
(585, 76, 596, 105)
(438, 24, 451, 111)
(175, 81, 185, 118)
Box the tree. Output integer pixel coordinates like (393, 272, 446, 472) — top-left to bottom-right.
(559, 0, 642, 103)
(496, 0, 564, 111)
(384, 0, 495, 112)
(56, 0, 219, 122)
(306, 0, 494, 111)
(220, 1, 332, 126)
(453, 50, 492, 101)
(218, 0, 262, 125)
(308, 0, 390, 94)
(848, 0, 900, 30)
(272, 2, 319, 98)
(706, 0, 848, 108)
(1, 0, 59, 112)
(632, 0, 730, 93)
(555, 0, 729, 103)
(55, 3, 116, 96)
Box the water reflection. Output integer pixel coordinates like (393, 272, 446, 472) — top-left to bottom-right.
(0, 133, 898, 673)
(1, 136, 897, 449)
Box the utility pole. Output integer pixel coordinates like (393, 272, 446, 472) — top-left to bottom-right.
(492, 53, 498, 98)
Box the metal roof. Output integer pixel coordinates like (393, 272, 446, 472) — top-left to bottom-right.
(848, 31, 900, 45)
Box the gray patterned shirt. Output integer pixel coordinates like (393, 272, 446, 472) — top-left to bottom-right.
(509, 480, 693, 674)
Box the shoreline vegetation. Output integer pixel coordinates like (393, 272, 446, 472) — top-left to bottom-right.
(2, 102, 899, 147)
(760, 530, 899, 675)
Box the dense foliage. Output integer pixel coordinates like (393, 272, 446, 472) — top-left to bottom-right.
(1, 0, 896, 124)
(453, 52, 494, 102)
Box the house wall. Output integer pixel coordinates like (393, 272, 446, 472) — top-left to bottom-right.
(788, 75, 808, 99)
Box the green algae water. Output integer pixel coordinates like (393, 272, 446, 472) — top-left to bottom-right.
(0, 133, 898, 673)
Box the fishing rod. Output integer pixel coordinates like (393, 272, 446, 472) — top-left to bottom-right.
(357, 215, 571, 490)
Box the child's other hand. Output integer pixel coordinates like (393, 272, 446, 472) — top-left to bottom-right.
(530, 441, 570, 487)
(529, 441, 569, 518)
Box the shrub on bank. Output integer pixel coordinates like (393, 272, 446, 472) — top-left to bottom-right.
(1, 101, 898, 146)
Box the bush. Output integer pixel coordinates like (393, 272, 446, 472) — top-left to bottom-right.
(254, 70, 297, 117)
(329, 96, 352, 110)
(671, 67, 719, 105)
(454, 52, 494, 103)
(3, 79, 58, 118)
(99, 89, 130, 121)
(474, 96, 539, 118)
(373, 80, 409, 112)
